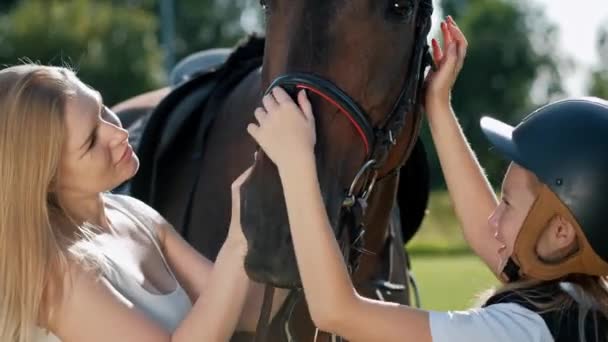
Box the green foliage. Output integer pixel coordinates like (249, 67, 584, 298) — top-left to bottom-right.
(171, 0, 252, 60)
(407, 191, 470, 255)
(422, 0, 565, 188)
(0, 0, 164, 106)
(96, 0, 254, 61)
(0, 0, 19, 13)
(588, 23, 608, 99)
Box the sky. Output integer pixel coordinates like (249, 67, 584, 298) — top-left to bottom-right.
(536, 0, 608, 96)
(431, 0, 608, 97)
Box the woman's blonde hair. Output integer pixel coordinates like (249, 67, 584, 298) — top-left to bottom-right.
(0, 64, 107, 342)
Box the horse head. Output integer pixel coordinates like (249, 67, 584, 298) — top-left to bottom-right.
(241, 0, 433, 288)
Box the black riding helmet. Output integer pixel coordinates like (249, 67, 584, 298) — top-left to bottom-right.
(480, 97, 608, 282)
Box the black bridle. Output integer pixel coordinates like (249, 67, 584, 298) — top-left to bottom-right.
(255, 3, 433, 341)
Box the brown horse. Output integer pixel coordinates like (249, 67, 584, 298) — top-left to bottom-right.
(111, 1, 433, 340)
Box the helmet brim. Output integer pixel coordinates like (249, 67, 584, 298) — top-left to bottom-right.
(480, 116, 521, 163)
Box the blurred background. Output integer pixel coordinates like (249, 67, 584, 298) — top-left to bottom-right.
(2, 0, 606, 311)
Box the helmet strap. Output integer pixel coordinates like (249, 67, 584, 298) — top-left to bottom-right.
(501, 258, 522, 283)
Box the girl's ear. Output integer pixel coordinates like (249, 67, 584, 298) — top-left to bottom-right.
(554, 215, 577, 248)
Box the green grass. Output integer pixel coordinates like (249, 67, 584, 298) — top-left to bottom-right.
(407, 190, 471, 255)
(403, 190, 499, 311)
(408, 254, 499, 311)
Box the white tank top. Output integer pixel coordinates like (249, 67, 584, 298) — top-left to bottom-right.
(34, 194, 192, 341)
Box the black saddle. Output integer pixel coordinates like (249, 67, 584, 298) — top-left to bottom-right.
(115, 36, 265, 199)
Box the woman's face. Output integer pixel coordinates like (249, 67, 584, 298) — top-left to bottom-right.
(57, 78, 139, 197)
(488, 163, 538, 273)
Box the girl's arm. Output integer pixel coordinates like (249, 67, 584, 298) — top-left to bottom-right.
(425, 17, 502, 276)
(277, 153, 432, 341)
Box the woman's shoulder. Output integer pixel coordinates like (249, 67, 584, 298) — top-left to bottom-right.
(104, 193, 165, 223)
(104, 193, 172, 240)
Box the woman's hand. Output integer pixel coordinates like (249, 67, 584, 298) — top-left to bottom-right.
(247, 87, 316, 171)
(225, 167, 253, 248)
(424, 16, 468, 114)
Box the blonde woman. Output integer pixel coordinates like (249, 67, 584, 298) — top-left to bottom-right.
(244, 16, 608, 341)
(0, 64, 273, 342)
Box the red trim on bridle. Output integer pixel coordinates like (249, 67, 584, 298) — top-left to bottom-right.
(295, 84, 371, 155)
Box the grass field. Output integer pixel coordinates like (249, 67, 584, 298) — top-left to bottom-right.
(404, 191, 500, 311)
(408, 254, 498, 311)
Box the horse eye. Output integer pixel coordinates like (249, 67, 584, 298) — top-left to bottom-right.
(390, 0, 415, 19)
(260, 0, 268, 10)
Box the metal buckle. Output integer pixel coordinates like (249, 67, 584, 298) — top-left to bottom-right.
(342, 159, 378, 207)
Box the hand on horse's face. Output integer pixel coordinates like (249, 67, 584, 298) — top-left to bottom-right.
(226, 167, 253, 247)
(424, 16, 468, 113)
(247, 87, 316, 171)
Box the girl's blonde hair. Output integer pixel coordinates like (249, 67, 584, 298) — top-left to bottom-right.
(477, 169, 608, 342)
(477, 276, 608, 342)
(0, 64, 107, 342)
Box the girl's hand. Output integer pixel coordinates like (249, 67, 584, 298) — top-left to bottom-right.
(424, 16, 468, 113)
(247, 87, 316, 169)
(225, 167, 253, 248)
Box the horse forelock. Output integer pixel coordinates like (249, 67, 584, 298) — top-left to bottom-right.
(419, 0, 434, 18)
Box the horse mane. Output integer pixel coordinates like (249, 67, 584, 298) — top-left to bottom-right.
(222, 33, 266, 71)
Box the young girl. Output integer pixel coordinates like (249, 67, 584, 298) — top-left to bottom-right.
(245, 16, 608, 341)
(0, 64, 273, 342)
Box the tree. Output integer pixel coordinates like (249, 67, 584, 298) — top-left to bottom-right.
(0, 0, 165, 106)
(97, 0, 255, 64)
(421, 0, 565, 188)
(588, 23, 608, 99)
(0, 0, 19, 13)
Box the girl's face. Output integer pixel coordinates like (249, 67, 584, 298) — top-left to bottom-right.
(488, 163, 539, 273)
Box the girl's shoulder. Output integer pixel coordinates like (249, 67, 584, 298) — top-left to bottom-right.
(429, 302, 552, 342)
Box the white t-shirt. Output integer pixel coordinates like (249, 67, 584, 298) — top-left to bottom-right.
(429, 303, 554, 342)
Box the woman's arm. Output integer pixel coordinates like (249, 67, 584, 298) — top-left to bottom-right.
(121, 192, 284, 332)
(49, 242, 249, 342)
(52, 171, 256, 341)
(171, 238, 250, 341)
(171, 167, 257, 340)
(425, 17, 502, 276)
(157, 207, 285, 332)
